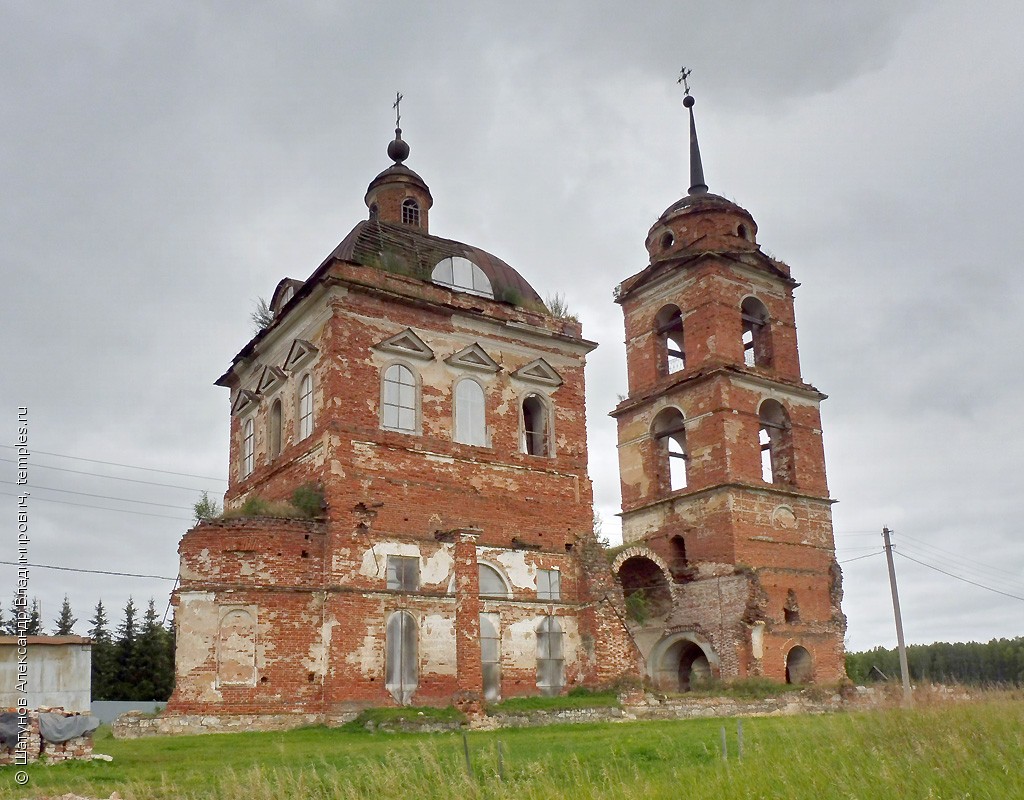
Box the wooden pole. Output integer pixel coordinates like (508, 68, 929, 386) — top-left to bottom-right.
(882, 526, 913, 706)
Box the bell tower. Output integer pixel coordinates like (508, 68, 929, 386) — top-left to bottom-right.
(611, 81, 845, 688)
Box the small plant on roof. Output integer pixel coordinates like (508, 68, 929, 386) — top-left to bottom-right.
(545, 292, 579, 322)
(193, 491, 221, 524)
(250, 296, 275, 334)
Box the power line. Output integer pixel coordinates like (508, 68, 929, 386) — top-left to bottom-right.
(0, 480, 191, 510)
(0, 445, 226, 482)
(0, 457, 221, 493)
(0, 490, 191, 521)
(895, 550, 1024, 603)
(899, 543, 1024, 596)
(896, 531, 1024, 582)
(839, 550, 886, 565)
(0, 559, 176, 581)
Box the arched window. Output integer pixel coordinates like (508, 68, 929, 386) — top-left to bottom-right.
(480, 614, 501, 701)
(479, 564, 508, 598)
(536, 616, 564, 696)
(655, 305, 685, 375)
(241, 418, 255, 478)
(401, 198, 420, 227)
(785, 645, 813, 685)
(454, 379, 486, 446)
(298, 375, 313, 440)
(369, 203, 379, 221)
(269, 400, 283, 459)
(759, 399, 794, 485)
(382, 364, 417, 433)
(741, 297, 772, 368)
(652, 407, 688, 491)
(431, 257, 494, 298)
(385, 610, 418, 704)
(521, 394, 550, 456)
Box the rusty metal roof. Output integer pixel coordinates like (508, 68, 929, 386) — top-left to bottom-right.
(324, 219, 543, 305)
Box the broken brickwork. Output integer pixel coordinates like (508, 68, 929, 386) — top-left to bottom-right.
(168, 133, 638, 724)
(610, 145, 846, 689)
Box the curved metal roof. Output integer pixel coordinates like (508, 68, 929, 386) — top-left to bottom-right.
(326, 219, 544, 306)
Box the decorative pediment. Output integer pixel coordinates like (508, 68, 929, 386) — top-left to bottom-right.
(231, 389, 260, 416)
(445, 343, 500, 373)
(284, 339, 319, 372)
(257, 366, 287, 395)
(373, 328, 434, 361)
(512, 358, 562, 386)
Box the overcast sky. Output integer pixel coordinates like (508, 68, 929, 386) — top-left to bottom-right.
(3, 2, 1022, 655)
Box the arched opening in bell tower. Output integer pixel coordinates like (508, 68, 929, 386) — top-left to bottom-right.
(655, 304, 685, 375)
(741, 296, 772, 368)
(652, 407, 688, 491)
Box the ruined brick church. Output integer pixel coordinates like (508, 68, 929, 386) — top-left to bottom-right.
(167, 93, 845, 722)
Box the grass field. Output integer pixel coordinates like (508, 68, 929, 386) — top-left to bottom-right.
(3, 694, 1023, 799)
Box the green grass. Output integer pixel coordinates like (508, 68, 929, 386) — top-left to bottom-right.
(4, 696, 1023, 799)
(343, 705, 466, 729)
(487, 688, 620, 714)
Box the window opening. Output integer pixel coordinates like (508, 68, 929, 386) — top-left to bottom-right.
(386, 555, 420, 591)
(369, 203, 379, 221)
(536, 616, 564, 696)
(479, 564, 507, 597)
(383, 364, 417, 432)
(660, 231, 675, 250)
(655, 305, 685, 375)
(653, 408, 688, 491)
(454, 379, 487, 445)
(784, 589, 800, 624)
(741, 297, 772, 368)
(537, 568, 561, 601)
(759, 400, 794, 486)
(241, 418, 254, 478)
(269, 400, 282, 459)
(480, 614, 501, 702)
(431, 256, 494, 298)
(401, 198, 420, 227)
(298, 375, 313, 440)
(385, 610, 418, 704)
(521, 394, 549, 456)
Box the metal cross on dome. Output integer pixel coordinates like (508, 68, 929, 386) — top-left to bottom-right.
(393, 91, 403, 128)
(677, 67, 692, 96)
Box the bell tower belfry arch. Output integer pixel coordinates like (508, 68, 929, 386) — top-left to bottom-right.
(611, 81, 846, 686)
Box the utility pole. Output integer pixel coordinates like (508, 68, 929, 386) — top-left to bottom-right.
(882, 526, 913, 706)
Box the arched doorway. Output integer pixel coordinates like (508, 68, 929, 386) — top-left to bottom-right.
(785, 645, 813, 684)
(648, 633, 718, 692)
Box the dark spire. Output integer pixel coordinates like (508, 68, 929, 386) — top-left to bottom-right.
(677, 68, 707, 196)
(684, 94, 708, 196)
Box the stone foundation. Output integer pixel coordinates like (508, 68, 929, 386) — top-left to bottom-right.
(0, 709, 96, 765)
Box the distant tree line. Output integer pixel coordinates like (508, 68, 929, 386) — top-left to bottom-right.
(1, 594, 175, 701)
(846, 637, 1024, 686)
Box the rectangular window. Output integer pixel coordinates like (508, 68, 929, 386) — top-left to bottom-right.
(386, 555, 420, 591)
(537, 569, 561, 601)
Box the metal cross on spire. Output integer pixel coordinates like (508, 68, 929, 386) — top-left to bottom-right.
(393, 92, 403, 128)
(677, 67, 692, 96)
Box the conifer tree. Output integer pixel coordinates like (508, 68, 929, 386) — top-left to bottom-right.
(89, 600, 116, 700)
(112, 597, 139, 699)
(134, 599, 175, 700)
(54, 595, 77, 635)
(25, 598, 42, 635)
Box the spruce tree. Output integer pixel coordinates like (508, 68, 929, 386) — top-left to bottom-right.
(25, 598, 43, 635)
(134, 599, 175, 700)
(54, 595, 77, 635)
(88, 600, 116, 701)
(113, 597, 139, 699)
